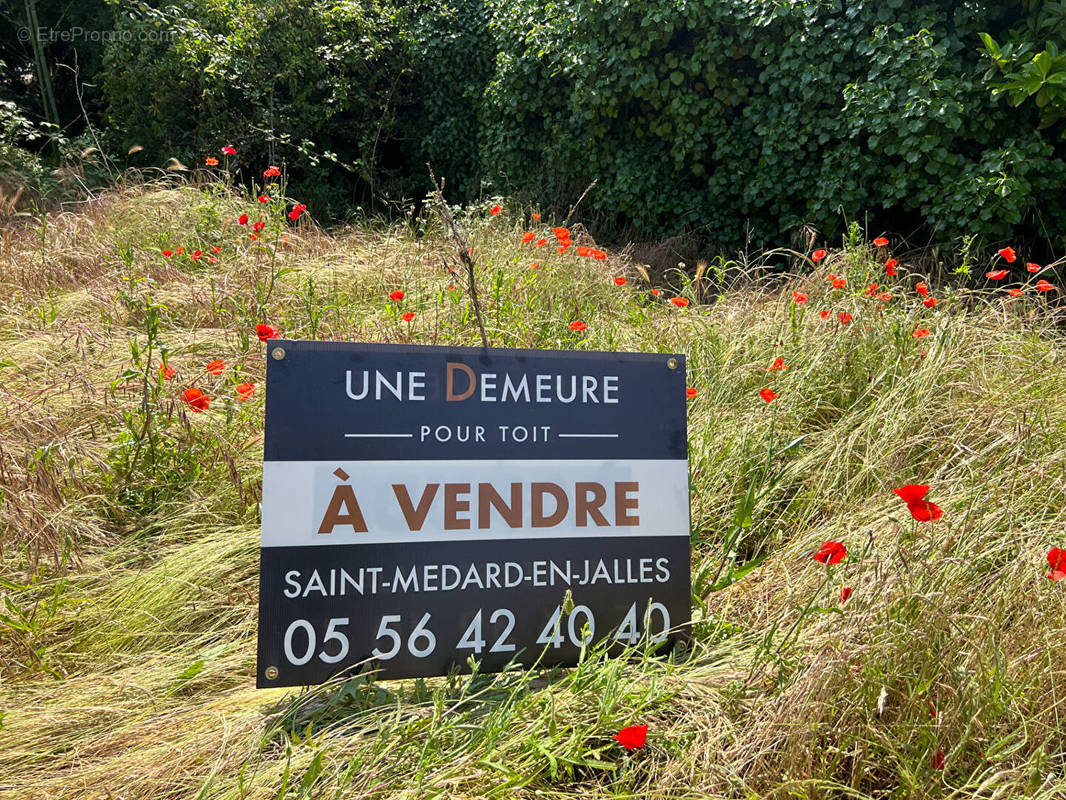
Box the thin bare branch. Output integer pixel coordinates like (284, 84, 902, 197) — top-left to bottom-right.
(426, 164, 490, 348)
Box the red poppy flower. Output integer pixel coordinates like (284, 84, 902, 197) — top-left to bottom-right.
(931, 750, 945, 770)
(191, 250, 202, 260)
(253, 221, 265, 233)
(986, 270, 1009, 280)
(873, 237, 889, 247)
(885, 259, 898, 276)
(593, 250, 607, 260)
(263, 165, 281, 178)
(923, 297, 939, 308)
(813, 540, 846, 564)
(877, 292, 892, 302)
(893, 484, 943, 522)
(205, 156, 219, 166)
(793, 291, 808, 304)
(256, 324, 280, 342)
(838, 312, 853, 324)
(552, 226, 570, 240)
(257, 195, 270, 203)
(205, 359, 225, 376)
(522, 232, 535, 243)
(1036, 280, 1055, 292)
(535, 238, 547, 247)
(529, 262, 540, 270)
(208, 256, 217, 265)
(236, 382, 255, 401)
(238, 213, 248, 225)
(531, 213, 541, 221)
(389, 290, 405, 302)
(557, 246, 568, 254)
(614, 276, 627, 286)
(1026, 262, 1041, 273)
(832, 278, 847, 289)
(928, 701, 937, 718)
(446, 284, 458, 291)
(160, 364, 175, 381)
(759, 387, 778, 403)
(489, 204, 501, 216)
(1047, 547, 1066, 581)
(221, 145, 236, 155)
(812, 249, 827, 262)
(998, 247, 1017, 263)
(575, 245, 589, 256)
(865, 283, 879, 295)
(176, 247, 184, 255)
(670, 297, 690, 308)
(211, 246, 221, 253)
(768, 357, 788, 371)
(182, 387, 210, 412)
(162, 249, 172, 258)
(1008, 288, 1024, 297)
(288, 203, 307, 221)
(840, 586, 853, 603)
(819, 309, 830, 319)
(250, 233, 258, 241)
(402, 311, 416, 322)
(650, 289, 662, 297)
(569, 320, 587, 331)
(915, 282, 929, 297)
(614, 724, 648, 750)
(686, 387, 698, 399)
(913, 328, 931, 338)
(826, 273, 837, 282)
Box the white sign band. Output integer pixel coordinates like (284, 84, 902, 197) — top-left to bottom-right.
(261, 459, 690, 546)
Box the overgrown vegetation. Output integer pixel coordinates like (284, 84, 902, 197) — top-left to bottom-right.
(1, 178, 1065, 798)
(7, 1, 1066, 250)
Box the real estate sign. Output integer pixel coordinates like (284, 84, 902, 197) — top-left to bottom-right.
(256, 341, 690, 687)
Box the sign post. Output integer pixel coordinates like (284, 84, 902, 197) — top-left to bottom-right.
(256, 341, 690, 687)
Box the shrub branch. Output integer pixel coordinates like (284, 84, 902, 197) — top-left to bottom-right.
(426, 164, 489, 348)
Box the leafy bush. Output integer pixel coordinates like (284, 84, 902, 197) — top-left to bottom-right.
(482, 0, 1066, 249)
(0, 89, 102, 209)
(0, 95, 50, 187)
(980, 2, 1066, 128)
(401, 0, 496, 202)
(72, 0, 1066, 250)
(102, 0, 418, 217)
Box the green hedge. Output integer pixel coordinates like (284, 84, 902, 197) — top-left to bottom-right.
(481, 0, 1063, 248)
(93, 0, 1066, 249)
(102, 0, 419, 217)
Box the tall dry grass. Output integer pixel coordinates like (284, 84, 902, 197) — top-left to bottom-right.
(0, 183, 1064, 798)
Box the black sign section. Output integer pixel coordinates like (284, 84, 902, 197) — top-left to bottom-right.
(257, 537, 689, 684)
(262, 341, 686, 461)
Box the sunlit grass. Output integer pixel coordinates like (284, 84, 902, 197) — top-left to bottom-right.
(0, 183, 1065, 798)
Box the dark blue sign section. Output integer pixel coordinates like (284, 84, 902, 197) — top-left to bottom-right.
(256, 536, 690, 686)
(263, 341, 686, 462)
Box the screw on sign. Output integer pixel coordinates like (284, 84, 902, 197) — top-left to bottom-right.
(255, 341, 690, 686)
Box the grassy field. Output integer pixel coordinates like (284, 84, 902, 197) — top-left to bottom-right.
(1, 181, 1065, 799)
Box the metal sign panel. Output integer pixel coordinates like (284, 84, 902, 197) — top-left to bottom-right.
(256, 341, 690, 687)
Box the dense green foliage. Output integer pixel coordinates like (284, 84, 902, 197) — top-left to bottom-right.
(981, 1, 1066, 127)
(101, 0, 419, 216)
(404, 0, 494, 201)
(7, 0, 1066, 249)
(483, 0, 1063, 248)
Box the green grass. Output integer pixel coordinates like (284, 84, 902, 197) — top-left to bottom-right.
(1, 182, 1065, 798)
